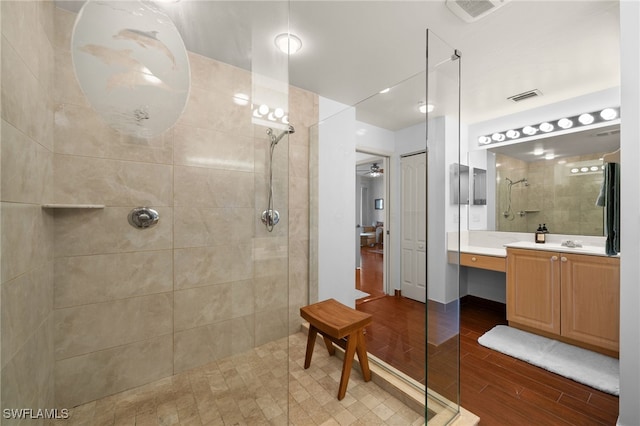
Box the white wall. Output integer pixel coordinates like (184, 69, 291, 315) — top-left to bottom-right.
(618, 2, 640, 424)
(317, 97, 357, 307)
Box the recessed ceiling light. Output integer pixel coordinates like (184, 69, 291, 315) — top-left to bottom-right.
(274, 33, 302, 54)
(419, 103, 434, 114)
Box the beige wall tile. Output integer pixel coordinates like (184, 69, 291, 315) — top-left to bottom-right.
(1, 36, 53, 148)
(173, 244, 253, 290)
(174, 125, 254, 172)
(53, 50, 89, 108)
(54, 103, 174, 163)
(55, 334, 173, 408)
(289, 143, 309, 179)
(174, 282, 233, 332)
(255, 307, 288, 346)
(173, 207, 253, 248)
(1, 1, 40, 81)
(53, 7, 75, 52)
(53, 155, 172, 206)
(1, 315, 55, 413)
(54, 250, 173, 308)
(254, 274, 288, 313)
(1, 262, 53, 368)
(53, 207, 173, 257)
(55, 293, 173, 360)
(1, 203, 54, 283)
(174, 166, 254, 208)
(188, 52, 251, 96)
(173, 316, 253, 373)
(174, 279, 253, 332)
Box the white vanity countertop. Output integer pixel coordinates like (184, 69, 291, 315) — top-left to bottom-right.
(503, 241, 615, 257)
(459, 245, 507, 257)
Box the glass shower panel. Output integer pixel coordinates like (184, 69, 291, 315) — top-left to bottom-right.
(426, 30, 461, 424)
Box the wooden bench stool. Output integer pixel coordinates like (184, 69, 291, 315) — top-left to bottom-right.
(300, 298, 373, 400)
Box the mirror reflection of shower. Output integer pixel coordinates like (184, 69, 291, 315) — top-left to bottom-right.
(502, 177, 529, 220)
(262, 125, 295, 231)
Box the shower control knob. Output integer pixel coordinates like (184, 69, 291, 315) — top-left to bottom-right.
(128, 207, 159, 229)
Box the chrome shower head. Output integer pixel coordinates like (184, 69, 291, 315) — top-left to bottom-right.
(267, 125, 295, 145)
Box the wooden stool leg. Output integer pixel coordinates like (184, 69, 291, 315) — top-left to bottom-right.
(337, 333, 358, 400)
(355, 328, 371, 382)
(322, 336, 336, 356)
(304, 325, 319, 369)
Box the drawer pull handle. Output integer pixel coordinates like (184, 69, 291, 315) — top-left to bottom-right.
(551, 255, 558, 261)
(471, 257, 477, 262)
(561, 256, 568, 262)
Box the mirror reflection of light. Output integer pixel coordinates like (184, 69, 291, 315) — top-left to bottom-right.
(379, 88, 390, 94)
(590, 166, 600, 171)
(478, 136, 492, 145)
(141, 67, 162, 85)
(578, 113, 594, 125)
(539, 122, 554, 132)
(557, 160, 567, 164)
(580, 167, 589, 172)
(545, 153, 555, 160)
(533, 147, 544, 156)
(258, 104, 269, 115)
(506, 129, 520, 139)
(274, 107, 284, 118)
(233, 93, 250, 106)
(571, 168, 580, 173)
(523, 126, 537, 135)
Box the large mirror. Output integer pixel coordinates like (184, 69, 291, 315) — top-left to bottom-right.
(469, 122, 619, 236)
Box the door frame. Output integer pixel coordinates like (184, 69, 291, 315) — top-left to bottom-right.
(355, 148, 391, 296)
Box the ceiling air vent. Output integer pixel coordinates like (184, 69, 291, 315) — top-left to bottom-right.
(445, 0, 510, 23)
(508, 89, 543, 103)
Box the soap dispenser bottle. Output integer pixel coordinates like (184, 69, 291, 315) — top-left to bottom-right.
(535, 224, 546, 244)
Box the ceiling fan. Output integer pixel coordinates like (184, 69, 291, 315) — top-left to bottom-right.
(357, 163, 384, 177)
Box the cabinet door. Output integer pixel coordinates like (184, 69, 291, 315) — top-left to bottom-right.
(561, 254, 620, 351)
(507, 248, 561, 334)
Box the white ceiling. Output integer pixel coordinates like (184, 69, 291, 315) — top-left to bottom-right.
(57, 0, 621, 130)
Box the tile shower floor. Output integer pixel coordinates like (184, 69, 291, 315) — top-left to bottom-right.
(55, 332, 424, 425)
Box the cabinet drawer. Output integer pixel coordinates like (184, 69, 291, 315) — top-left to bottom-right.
(460, 253, 506, 272)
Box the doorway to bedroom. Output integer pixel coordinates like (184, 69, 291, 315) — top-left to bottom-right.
(355, 152, 390, 302)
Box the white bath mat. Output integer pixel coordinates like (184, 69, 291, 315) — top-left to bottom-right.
(478, 325, 619, 395)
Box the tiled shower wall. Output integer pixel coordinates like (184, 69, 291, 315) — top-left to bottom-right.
(1, 0, 57, 422)
(3, 6, 313, 410)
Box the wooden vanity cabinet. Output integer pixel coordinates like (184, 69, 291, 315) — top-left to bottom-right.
(506, 248, 620, 354)
(506, 248, 561, 335)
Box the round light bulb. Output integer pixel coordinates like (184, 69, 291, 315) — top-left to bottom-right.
(258, 104, 269, 115)
(558, 118, 573, 129)
(600, 108, 617, 121)
(578, 113, 594, 125)
(590, 166, 600, 171)
(491, 133, 505, 142)
(580, 167, 589, 172)
(523, 126, 537, 135)
(571, 168, 579, 173)
(478, 136, 491, 145)
(274, 107, 284, 118)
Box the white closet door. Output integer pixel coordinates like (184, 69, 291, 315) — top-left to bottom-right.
(401, 153, 427, 302)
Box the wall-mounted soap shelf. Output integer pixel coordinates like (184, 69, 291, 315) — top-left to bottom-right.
(42, 204, 105, 209)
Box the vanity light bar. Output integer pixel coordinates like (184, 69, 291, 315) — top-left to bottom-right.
(477, 107, 620, 146)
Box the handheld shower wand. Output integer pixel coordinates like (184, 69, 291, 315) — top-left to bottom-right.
(262, 125, 295, 231)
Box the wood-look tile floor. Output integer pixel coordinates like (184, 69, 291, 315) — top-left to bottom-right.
(356, 294, 620, 425)
(55, 332, 423, 426)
